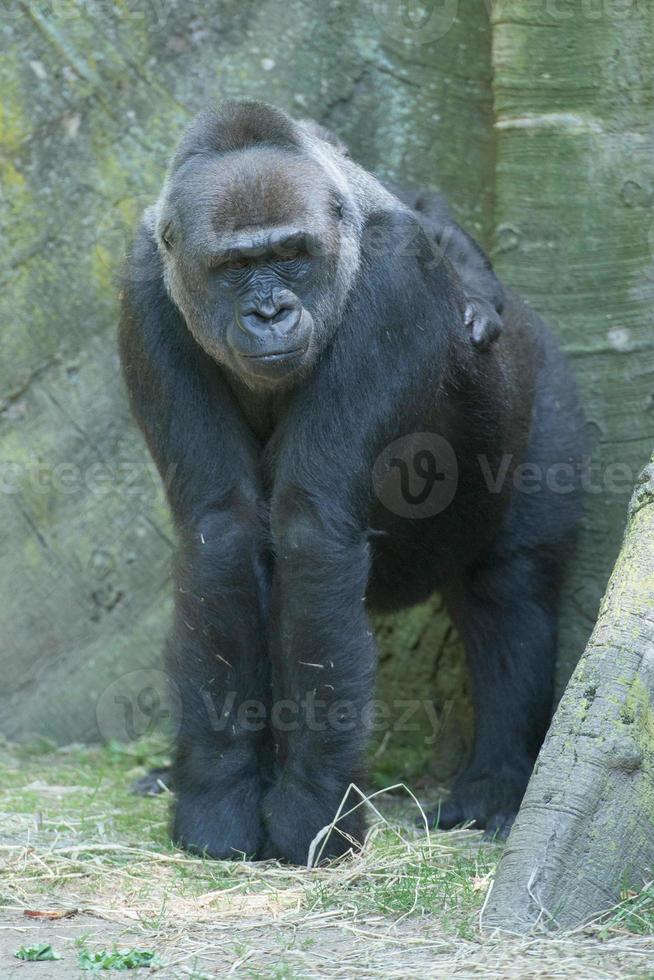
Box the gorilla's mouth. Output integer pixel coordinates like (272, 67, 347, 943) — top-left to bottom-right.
(241, 347, 305, 362)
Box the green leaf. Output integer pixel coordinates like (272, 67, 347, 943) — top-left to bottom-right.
(14, 943, 62, 961)
(78, 946, 159, 971)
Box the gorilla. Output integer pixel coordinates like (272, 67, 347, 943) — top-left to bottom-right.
(120, 100, 584, 864)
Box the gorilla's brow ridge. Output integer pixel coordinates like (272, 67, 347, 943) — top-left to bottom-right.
(211, 227, 320, 263)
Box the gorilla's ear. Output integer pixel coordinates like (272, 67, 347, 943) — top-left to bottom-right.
(120, 213, 189, 360)
(126, 214, 169, 293)
(142, 204, 157, 233)
(299, 118, 351, 158)
(172, 101, 302, 171)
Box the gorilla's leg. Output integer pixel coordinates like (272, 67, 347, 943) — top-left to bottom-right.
(435, 550, 558, 838)
(168, 509, 272, 859)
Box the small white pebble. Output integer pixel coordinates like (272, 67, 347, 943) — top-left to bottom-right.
(63, 113, 81, 139)
(30, 60, 47, 80)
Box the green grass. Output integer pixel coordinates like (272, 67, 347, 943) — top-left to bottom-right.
(600, 881, 654, 935)
(0, 735, 170, 842)
(0, 736, 496, 935)
(2, 736, 651, 941)
(306, 826, 498, 937)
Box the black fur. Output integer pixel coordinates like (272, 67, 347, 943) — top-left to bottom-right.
(120, 102, 584, 863)
(301, 120, 504, 350)
(386, 182, 504, 349)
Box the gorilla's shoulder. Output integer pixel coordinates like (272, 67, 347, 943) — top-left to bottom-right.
(359, 204, 461, 299)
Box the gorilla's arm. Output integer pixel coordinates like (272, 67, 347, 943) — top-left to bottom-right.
(119, 222, 271, 858)
(257, 210, 473, 863)
(384, 182, 504, 350)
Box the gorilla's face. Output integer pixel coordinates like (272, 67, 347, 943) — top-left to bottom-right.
(155, 146, 352, 388)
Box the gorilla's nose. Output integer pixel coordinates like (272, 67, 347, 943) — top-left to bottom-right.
(237, 293, 301, 341)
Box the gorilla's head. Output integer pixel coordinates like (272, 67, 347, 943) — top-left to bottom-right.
(150, 102, 368, 389)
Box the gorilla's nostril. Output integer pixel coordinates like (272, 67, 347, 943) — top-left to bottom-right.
(252, 309, 288, 327)
(269, 308, 291, 325)
(237, 306, 300, 339)
(242, 305, 290, 324)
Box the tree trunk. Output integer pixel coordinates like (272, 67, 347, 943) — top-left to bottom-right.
(484, 454, 654, 932)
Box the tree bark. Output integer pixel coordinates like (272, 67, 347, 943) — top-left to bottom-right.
(490, 0, 654, 696)
(484, 454, 654, 932)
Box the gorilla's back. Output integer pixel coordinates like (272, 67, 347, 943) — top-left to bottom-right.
(497, 291, 587, 551)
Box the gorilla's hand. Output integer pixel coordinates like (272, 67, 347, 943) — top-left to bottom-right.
(260, 777, 365, 865)
(172, 767, 267, 860)
(464, 297, 503, 351)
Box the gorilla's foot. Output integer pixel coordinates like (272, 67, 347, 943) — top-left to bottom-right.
(130, 766, 172, 796)
(426, 761, 532, 841)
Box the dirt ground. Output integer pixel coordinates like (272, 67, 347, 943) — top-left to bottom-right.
(1, 739, 653, 979)
(4, 911, 654, 979)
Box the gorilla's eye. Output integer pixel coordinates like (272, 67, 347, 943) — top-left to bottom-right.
(226, 257, 250, 271)
(278, 249, 299, 263)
